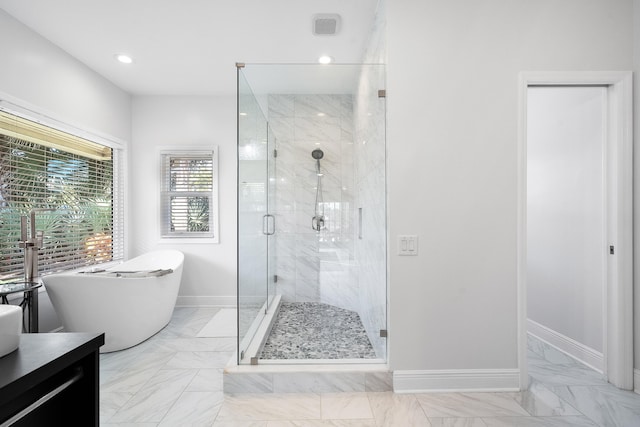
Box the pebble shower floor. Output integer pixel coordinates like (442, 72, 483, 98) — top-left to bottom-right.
(259, 302, 377, 360)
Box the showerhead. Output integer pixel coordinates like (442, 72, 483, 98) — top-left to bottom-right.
(311, 149, 324, 160)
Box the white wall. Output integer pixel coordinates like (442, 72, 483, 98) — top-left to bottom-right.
(131, 96, 237, 304)
(386, 0, 633, 381)
(527, 86, 605, 354)
(0, 9, 131, 142)
(0, 10, 131, 332)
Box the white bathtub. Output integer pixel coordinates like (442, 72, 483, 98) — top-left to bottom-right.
(43, 250, 184, 352)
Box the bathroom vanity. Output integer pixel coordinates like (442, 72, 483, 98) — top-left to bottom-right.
(0, 332, 104, 426)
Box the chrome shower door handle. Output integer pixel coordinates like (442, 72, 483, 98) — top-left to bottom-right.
(263, 214, 275, 235)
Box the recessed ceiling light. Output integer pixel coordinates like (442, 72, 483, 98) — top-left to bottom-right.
(115, 54, 133, 64)
(318, 55, 333, 65)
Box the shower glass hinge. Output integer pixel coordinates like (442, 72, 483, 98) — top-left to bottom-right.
(273, 149, 278, 158)
(378, 89, 386, 98)
(610, 245, 615, 255)
(274, 274, 278, 283)
(240, 350, 245, 360)
(235, 62, 245, 69)
(380, 329, 388, 338)
(251, 357, 259, 365)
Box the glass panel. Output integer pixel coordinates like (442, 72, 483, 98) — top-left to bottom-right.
(354, 64, 387, 361)
(267, 125, 277, 309)
(238, 64, 387, 363)
(237, 68, 269, 363)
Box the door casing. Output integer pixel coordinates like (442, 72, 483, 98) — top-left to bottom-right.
(517, 71, 633, 390)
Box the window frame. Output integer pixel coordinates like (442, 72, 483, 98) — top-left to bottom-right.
(0, 100, 128, 279)
(158, 146, 219, 244)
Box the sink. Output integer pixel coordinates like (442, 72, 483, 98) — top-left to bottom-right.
(0, 305, 22, 358)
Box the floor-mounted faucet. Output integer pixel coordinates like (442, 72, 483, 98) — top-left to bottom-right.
(18, 210, 45, 283)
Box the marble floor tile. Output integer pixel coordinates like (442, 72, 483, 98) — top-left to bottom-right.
(550, 384, 640, 427)
(143, 337, 236, 353)
(266, 421, 377, 427)
(416, 393, 530, 418)
(186, 368, 224, 392)
(321, 393, 374, 420)
(164, 351, 233, 369)
(213, 422, 267, 427)
(100, 343, 150, 370)
(100, 391, 133, 423)
(364, 372, 393, 392)
(100, 349, 174, 372)
(481, 416, 598, 426)
(108, 369, 199, 423)
(367, 392, 430, 426)
(102, 423, 159, 427)
(528, 363, 608, 387)
(225, 372, 274, 393)
(527, 335, 591, 366)
(97, 309, 640, 427)
(158, 391, 224, 426)
(429, 418, 486, 427)
(215, 393, 321, 421)
(100, 366, 161, 394)
(526, 350, 552, 367)
(537, 347, 583, 366)
(272, 372, 365, 393)
(155, 310, 218, 339)
(508, 381, 581, 416)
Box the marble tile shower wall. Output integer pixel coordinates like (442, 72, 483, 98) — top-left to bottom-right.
(268, 94, 359, 312)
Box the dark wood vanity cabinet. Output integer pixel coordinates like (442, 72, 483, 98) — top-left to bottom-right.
(0, 333, 104, 426)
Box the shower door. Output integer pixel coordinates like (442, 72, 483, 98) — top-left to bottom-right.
(237, 68, 276, 364)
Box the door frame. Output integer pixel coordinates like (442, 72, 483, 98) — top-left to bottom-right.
(517, 71, 633, 390)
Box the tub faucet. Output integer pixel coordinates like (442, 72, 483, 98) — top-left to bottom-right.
(18, 210, 45, 282)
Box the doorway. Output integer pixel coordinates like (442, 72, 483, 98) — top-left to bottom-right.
(517, 72, 633, 390)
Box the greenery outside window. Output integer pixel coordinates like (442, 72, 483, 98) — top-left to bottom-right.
(0, 110, 124, 283)
(160, 149, 218, 241)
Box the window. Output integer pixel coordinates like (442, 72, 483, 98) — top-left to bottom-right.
(0, 111, 124, 282)
(160, 149, 218, 241)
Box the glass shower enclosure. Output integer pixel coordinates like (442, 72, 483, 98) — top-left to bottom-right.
(237, 63, 386, 365)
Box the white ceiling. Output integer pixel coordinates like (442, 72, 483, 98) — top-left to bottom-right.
(0, 0, 379, 96)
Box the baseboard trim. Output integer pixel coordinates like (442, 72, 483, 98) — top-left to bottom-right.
(393, 369, 520, 393)
(634, 369, 640, 395)
(176, 295, 236, 307)
(527, 319, 603, 373)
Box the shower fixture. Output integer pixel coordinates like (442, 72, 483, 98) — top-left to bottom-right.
(311, 149, 325, 231)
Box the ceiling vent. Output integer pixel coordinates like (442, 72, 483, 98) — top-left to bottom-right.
(313, 14, 341, 36)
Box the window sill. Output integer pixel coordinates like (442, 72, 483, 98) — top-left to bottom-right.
(158, 237, 219, 245)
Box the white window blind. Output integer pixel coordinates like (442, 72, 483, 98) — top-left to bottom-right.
(0, 112, 124, 282)
(160, 151, 216, 239)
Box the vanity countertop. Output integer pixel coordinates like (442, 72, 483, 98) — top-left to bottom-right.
(0, 332, 104, 426)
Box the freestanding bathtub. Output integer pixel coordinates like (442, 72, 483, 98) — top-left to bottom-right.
(43, 250, 184, 352)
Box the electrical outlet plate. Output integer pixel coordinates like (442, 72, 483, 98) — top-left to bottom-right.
(398, 235, 418, 256)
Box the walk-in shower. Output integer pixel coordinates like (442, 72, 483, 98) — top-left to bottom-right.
(237, 63, 386, 365)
